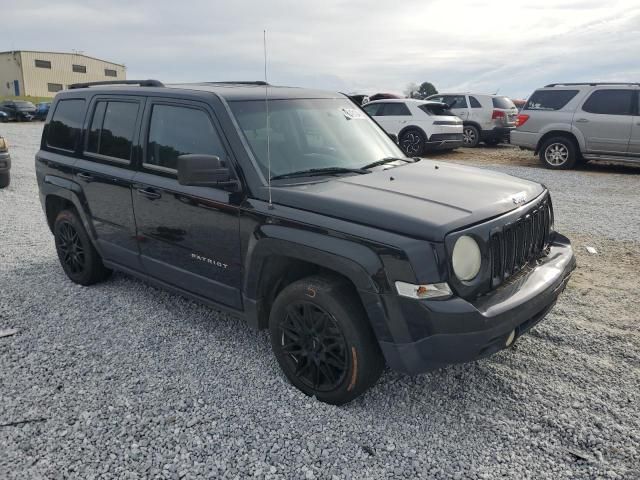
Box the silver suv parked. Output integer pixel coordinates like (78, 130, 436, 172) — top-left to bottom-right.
(427, 93, 518, 147)
(511, 82, 640, 169)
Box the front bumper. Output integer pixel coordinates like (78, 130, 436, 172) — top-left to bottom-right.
(378, 233, 575, 375)
(0, 151, 10, 173)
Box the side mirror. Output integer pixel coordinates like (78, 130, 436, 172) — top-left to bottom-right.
(388, 133, 399, 144)
(177, 154, 235, 187)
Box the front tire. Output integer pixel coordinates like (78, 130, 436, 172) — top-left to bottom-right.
(54, 210, 111, 285)
(539, 137, 577, 169)
(462, 125, 480, 147)
(399, 129, 426, 156)
(269, 275, 384, 405)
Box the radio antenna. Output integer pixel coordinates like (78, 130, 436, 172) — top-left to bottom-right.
(264, 30, 273, 209)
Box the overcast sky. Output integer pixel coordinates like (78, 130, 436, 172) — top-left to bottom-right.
(6, 0, 640, 98)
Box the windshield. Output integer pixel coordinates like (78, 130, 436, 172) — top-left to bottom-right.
(229, 98, 404, 180)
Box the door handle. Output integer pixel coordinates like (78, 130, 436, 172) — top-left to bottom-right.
(575, 118, 589, 123)
(77, 172, 93, 181)
(137, 188, 161, 200)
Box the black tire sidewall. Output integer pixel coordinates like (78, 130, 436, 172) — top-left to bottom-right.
(53, 210, 106, 285)
(399, 129, 425, 157)
(269, 276, 383, 405)
(0, 172, 9, 188)
(540, 137, 577, 169)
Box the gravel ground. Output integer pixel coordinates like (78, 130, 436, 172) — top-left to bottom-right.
(1, 123, 639, 479)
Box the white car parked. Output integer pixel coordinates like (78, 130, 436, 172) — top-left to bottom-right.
(427, 93, 518, 147)
(362, 99, 463, 156)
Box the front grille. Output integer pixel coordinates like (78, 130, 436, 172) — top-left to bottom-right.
(490, 196, 553, 288)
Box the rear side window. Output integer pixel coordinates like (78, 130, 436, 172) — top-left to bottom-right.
(86, 100, 139, 161)
(441, 95, 468, 109)
(47, 99, 86, 151)
(469, 96, 482, 108)
(525, 90, 578, 111)
(379, 103, 411, 116)
(362, 103, 383, 116)
(492, 96, 516, 109)
(145, 104, 225, 171)
(582, 89, 633, 115)
(418, 104, 454, 116)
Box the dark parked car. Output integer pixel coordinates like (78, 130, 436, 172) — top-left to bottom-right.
(36, 80, 575, 404)
(0, 110, 8, 122)
(0, 133, 10, 188)
(34, 102, 51, 121)
(0, 100, 36, 121)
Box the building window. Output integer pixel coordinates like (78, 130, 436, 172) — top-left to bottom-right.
(105, 69, 117, 77)
(72, 64, 87, 73)
(35, 59, 52, 69)
(48, 83, 63, 93)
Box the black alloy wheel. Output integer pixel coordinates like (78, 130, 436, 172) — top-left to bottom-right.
(56, 221, 86, 275)
(277, 301, 349, 392)
(53, 210, 111, 285)
(400, 129, 425, 156)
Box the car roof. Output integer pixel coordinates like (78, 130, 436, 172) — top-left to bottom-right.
(56, 82, 345, 101)
(366, 98, 446, 106)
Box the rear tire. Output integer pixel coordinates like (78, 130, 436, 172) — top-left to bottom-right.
(53, 210, 111, 285)
(462, 125, 480, 147)
(269, 275, 384, 405)
(0, 172, 9, 188)
(399, 129, 426, 156)
(539, 136, 577, 170)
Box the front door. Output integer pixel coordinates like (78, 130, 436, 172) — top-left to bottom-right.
(132, 100, 243, 309)
(74, 96, 143, 266)
(574, 89, 633, 155)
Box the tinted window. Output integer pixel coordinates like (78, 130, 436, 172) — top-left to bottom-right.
(72, 64, 87, 73)
(418, 104, 454, 116)
(105, 69, 117, 77)
(582, 89, 633, 115)
(492, 96, 515, 109)
(48, 83, 63, 93)
(380, 103, 411, 116)
(525, 90, 578, 111)
(442, 95, 468, 109)
(35, 59, 51, 69)
(47, 99, 86, 151)
(87, 101, 139, 160)
(469, 96, 482, 108)
(146, 105, 225, 171)
(363, 103, 383, 116)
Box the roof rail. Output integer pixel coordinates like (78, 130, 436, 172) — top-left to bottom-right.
(68, 79, 164, 89)
(200, 81, 269, 86)
(545, 82, 640, 87)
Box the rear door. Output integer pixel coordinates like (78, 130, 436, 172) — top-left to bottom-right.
(74, 95, 144, 267)
(627, 90, 640, 156)
(375, 102, 412, 135)
(574, 88, 633, 155)
(132, 98, 243, 309)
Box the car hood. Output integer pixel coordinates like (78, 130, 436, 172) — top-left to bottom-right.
(270, 159, 545, 241)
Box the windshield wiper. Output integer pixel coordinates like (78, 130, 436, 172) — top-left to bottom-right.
(361, 156, 417, 170)
(270, 167, 368, 181)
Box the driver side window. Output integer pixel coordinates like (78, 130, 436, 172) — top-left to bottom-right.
(145, 104, 226, 171)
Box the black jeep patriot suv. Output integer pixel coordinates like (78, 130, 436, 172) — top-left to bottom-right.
(36, 80, 575, 404)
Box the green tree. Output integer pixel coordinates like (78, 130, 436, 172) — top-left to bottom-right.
(417, 82, 438, 99)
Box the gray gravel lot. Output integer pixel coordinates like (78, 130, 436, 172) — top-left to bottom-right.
(1, 123, 639, 479)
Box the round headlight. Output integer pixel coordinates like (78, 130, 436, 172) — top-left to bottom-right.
(452, 235, 482, 281)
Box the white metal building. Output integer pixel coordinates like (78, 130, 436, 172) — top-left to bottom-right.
(0, 51, 126, 98)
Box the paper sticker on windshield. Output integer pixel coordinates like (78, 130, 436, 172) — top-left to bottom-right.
(341, 108, 365, 120)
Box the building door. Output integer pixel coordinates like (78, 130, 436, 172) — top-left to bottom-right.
(13, 80, 19, 96)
